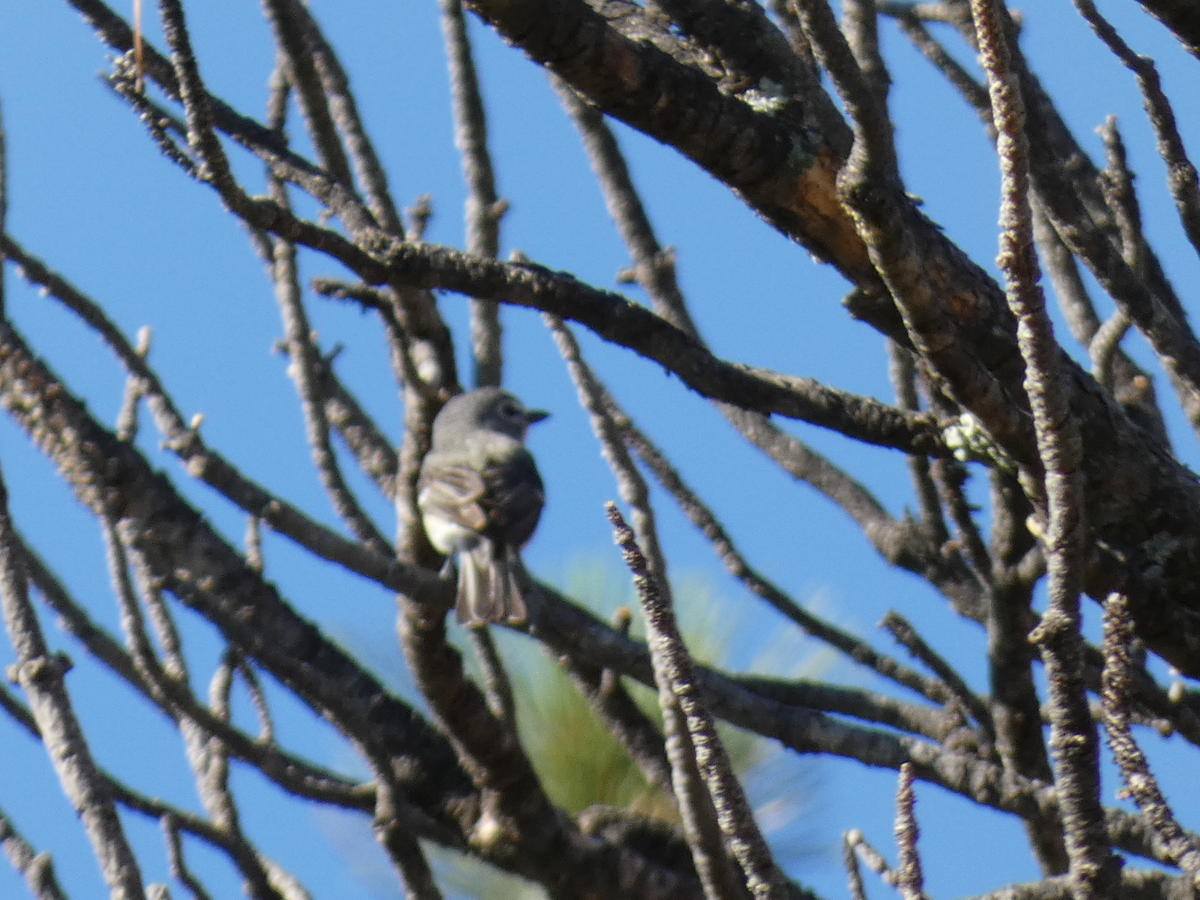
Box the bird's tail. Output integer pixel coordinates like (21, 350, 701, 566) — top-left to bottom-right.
(456, 544, 529, 626)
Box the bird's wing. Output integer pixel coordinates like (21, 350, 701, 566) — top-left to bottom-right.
(480, 450, 545, 547)
(417, 463, 490, 533)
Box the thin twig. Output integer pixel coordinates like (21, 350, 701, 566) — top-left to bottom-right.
(4, 234, 436, 600)
(881, 611, 993, 741)
(984, 476, 1065, 874)
(254, 66, 392, 556)
(559, 69, 966, 604)
(0, 95, 7, 318)
(842, 831, 868, 900)
(797, 0, 1036, 472)
(892, 11, 1181, 445)
(560, 632, 675, 797)
(269, 0, 404, 232)
(265, 171, 392, 555)
(1098, 118, 1145, 274)
(888, 342, 947, 543)
(795, 0, 898, 178)
(929, 458, 992, 593)
(1101, 592, 1200, 882)
(245, 517, 264, 574)
(842, 0, 893, 128)
(606, 390, 951, 705)
(970, 2, 1119, 896)
(548, 314, 740, 900)
(55, 38, 951, 457)
(467, 628, 517, 723)
(1029, 201, 1166, 443)
(116, 326, 152, 441)
(1089, 311, 1131, 391)
(125, 558, 281, 898)
(262, 0, 356, 194)
(847, 829, 896, 887)
(893, 764, 926, 900)
(607, 503, 788, 900)
(954, 869, 1189, 900)
(0, 461, 146, 900)
(0, 678, 37, 737)
(553, 79, 699, 336)
(19, 536, 401, 816)
(162, 816, 216, 900)
(732, 674, 973, 748)
(556, 59, 974, 619)
(0, 805, 69, 900)
(1090, 120, 1139, 390)
(104, 513, 172, 698)
(373, 777, 446, 900)
(441, 0, 505, 387)
(1073, 0, 1200, 263)
(233, 651, 275, 744)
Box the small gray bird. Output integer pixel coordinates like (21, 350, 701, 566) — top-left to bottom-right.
(417, 388, 548, 626)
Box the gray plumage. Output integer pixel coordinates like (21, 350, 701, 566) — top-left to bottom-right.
(417, 388, 547, 625)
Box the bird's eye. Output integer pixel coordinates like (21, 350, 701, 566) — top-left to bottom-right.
(500, 401, 521, 419)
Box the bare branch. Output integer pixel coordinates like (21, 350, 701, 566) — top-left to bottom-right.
(797, 0, 1037, 472)
(893, 764, 927, 900)
(22, 536, 380, 814)
(881, 611, 993, 742)
(0, 806, 69, 900)
(0, 97, 8, 318)
(262, 0, 356, 195)
(1074, 0, 1200, 265)
(842, 831, 868, 900)
(467, 627, 518, 723)
(1101, 592, 1200, 883)
(560, 609, 676, 796)
(609, 393, 951, 705)
(16, 2, 1200, 896)
(842, 0, 893, 132)
(1028, 202, 1166, 443)
(466, 0, 864, 274)
(265, 173, 392, 555)
(847, 829, 896, 888)
(1090, 310, 1132, 391)
(607, 503, 789, 900)
(441, 0, 505, 387)
(890, 16, 1170, 447)
(1130, 0, 1200, 61)
(548, 314, 740, 900)
(162, 817, 216, 900)
(956, 869, 1187, 900)
(556, 72, 970, 621)
(372, 781, 446, 900)
(2, 236, 434, 598)
(888, 342, 948, 544)
(969, 1, 1118, 895)
(0, 460, 146, 899)
(929, 458, 992, 592)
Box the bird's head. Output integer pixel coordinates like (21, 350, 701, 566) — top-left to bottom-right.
(432, 387, 549, 445)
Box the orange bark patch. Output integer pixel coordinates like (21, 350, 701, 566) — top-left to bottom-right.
(788, 148, 871, 277)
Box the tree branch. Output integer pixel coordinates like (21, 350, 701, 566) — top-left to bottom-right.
(970, 1, 1118, 893)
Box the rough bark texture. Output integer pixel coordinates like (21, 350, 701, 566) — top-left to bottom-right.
(3, 1, 1200, 898)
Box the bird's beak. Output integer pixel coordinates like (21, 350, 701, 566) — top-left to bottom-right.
(525, 408, 550, 425)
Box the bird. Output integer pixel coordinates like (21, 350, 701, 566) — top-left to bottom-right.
(417, 387, 548, 626)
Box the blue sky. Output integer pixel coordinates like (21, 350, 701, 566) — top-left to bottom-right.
(2, 1, 1200, 898)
